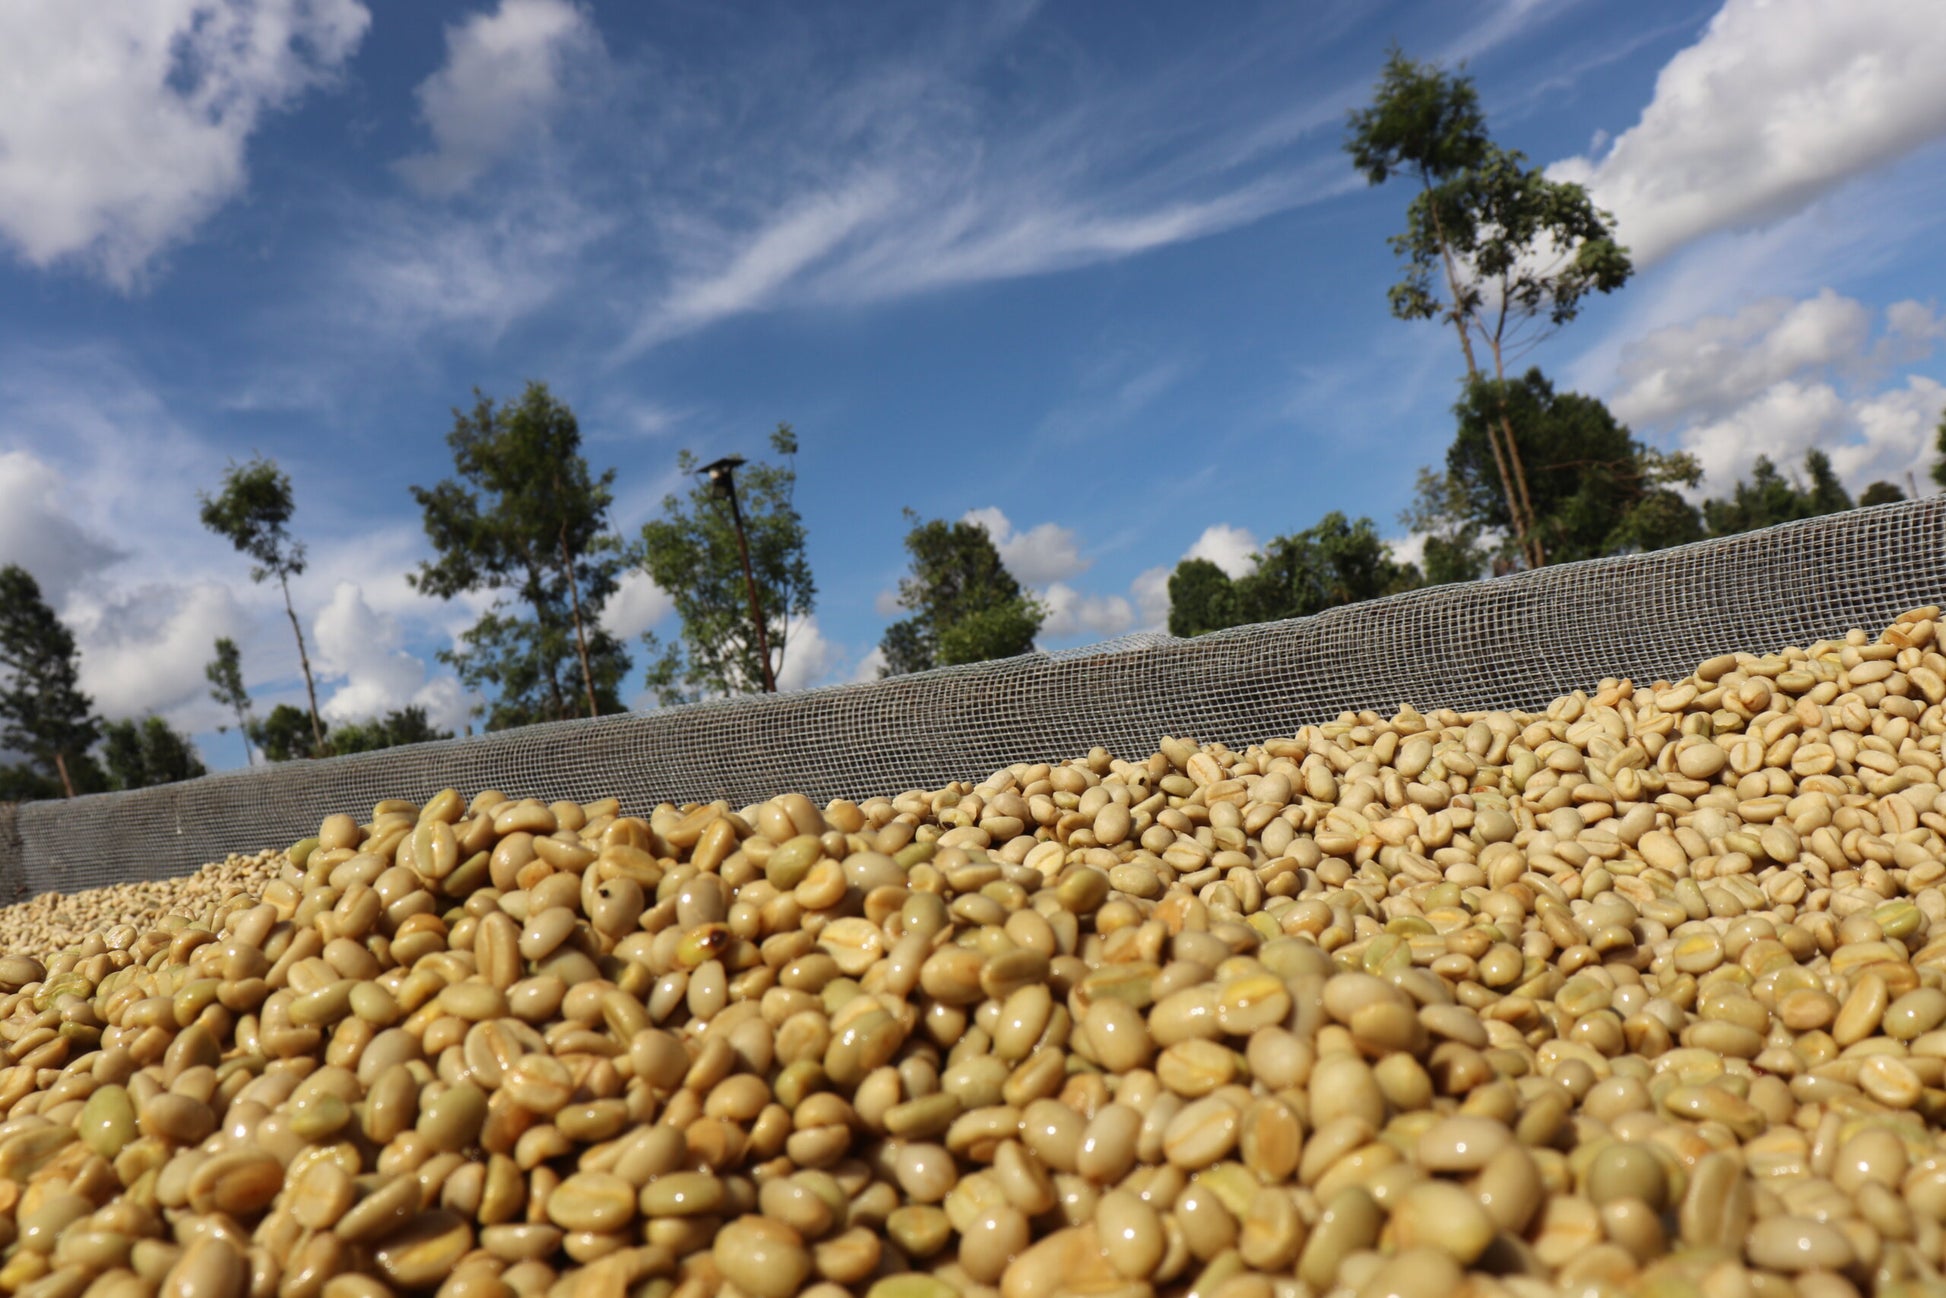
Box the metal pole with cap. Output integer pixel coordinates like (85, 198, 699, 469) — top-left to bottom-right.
(697, 455, 777, 693)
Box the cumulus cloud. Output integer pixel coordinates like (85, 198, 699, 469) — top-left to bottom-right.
(0, 451, 126, 603)
(1183, 524, 1261, 580)
(775, 616, 841, 693)
(312, 583, 473, 733)
(1552, 0, 1946, 265)
(396, 0, 602, 197)
(66, 582, 245, 727)
(601, 570, 675, 641)
(0, 0, 369, 285)
(1039, 583, 1134, 639)
(1611, 290, 1873, 427)
(1607, 289, 1946, 496)
(961, 507, 1090, 587)
(849, 647, 888, 683)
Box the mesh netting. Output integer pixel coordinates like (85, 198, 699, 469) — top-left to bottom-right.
(4, 497, 1941, 900)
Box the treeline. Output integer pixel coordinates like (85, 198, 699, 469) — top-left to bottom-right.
(2, 47, 1937, 800)
(1166, 48, 1937, 638)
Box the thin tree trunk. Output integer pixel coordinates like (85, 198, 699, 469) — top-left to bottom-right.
(558, 524, 600, 718)
(1488, 338, 1547, 569)
(280, 574, 326, 754)
(514, 541, 568, 721)
(234, 704, 254, 767)
(1422, 172, 1532, 562)
(53, 751, 74, 799)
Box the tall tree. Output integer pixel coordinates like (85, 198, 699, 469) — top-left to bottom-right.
(1858, 481, 1905, 507)
(1933, 411, 1946, 492)
(205, 637, 255, 767)
(0, 566, 102, 798)
(101, 717, 208, 790)
(1168, 514, 1420, 636)
(637, 426, 815, 704)
(880, 512, 1043, 674)
(1348, 47, 1632, 569)
(252, 704, 326, 762)
(1703, 451, 1855, 537)
(411, 383, 629, 729)
(1410, 368, 1704, 568)
(199, 457, 326, 753)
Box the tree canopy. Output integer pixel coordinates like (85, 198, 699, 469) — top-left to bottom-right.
(1410, 368, 1704, 573)
(252, 704, 325, 763)
(637, 426, 815, 705)
(101, 717, 207, 790)
(1169, 514, 1420, 637)
(881, 513, 1042, 675)
(199, 457, 325, 752)
(411, 382, 629, 729)
(1702, 451, 1854, 537)
(326, 706, 454, 755)
(0, 565, 101, 798)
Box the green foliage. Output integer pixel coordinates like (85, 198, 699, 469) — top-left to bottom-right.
(1703, 451, 1855, 537)
(1167, 560, 1238, 638)
(1167, 515, 1420, 637)
(1347, 46, 1631, 569)
(101, 716, 207, 790)
(637, 426, 816, 705)
(0, 764, 60, 802)
(205, 637, 254, 767)
(198, 456, 325, 751)
(1933, 413, 1946, 491)
(880, 512, 1042, 674)
(252, 704, 324, 762)
(197, 458, 305, 583)
(1414, 369, 1704, 568)
(411, 382, 629, 729)
(1859, 481, 1905, 507)
(0, 565, 101, 798)
(327, 706, 454, 756)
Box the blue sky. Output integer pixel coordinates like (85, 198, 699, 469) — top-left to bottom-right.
(3, 0, 1944, 771)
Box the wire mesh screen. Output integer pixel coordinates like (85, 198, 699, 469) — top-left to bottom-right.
(4, 497, 1942, 901)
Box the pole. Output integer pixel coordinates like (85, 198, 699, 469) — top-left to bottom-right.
(722, 476, 776, 693)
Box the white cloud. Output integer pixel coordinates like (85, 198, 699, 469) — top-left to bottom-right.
(0, 0, 369, 286)
(1132, 566, 1172, 631)
(67, 582, 245, 727)
(961, 507, 1090, 586)
(0, 452, 126, 603)
(1830, 376, 1946, 492)
(850, 646, 888, 683)
(624, 178, 899, 354)
(339, 188, 614, 343)
(1183, 524, 1260, 580)
(1553, 0, 1946, 266)
(397, 0, 603, 197)
(1603, 289, 1946, 497)
(1612, 289, 1873, 426)
(874, 588, 904, 619)
(775, 615, 840, 693)
(312, 582, 473, 733)
(1038, 582, 1134, 640)
(602, 570, 675, 641)
(1680, 381, 1851, 496)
